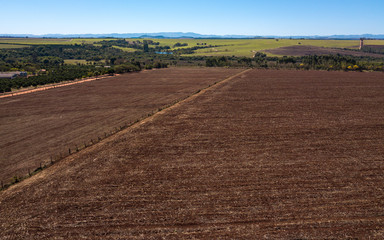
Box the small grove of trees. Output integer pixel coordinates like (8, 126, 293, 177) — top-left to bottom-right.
(253, 52, 268, 67)
(206, 56, 259, 67)
(206, 56, 230, 67)
(173, 42, 188, 48)
(238, 57, 253, 66)
(144, 62, 169, 69)
(114, 62, 141, 73)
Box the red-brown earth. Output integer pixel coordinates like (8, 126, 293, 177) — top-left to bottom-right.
(1, 69, 384, 239)
(0, 67, 243, 184)
(265, 45, 384, 57)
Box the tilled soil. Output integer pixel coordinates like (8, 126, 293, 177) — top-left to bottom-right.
(0, 67, 242, 184)
(1, 69, 384, 239)
(265, 45, 384, 57)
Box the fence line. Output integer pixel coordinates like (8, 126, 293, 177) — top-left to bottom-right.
(0, 69, 245, 191)
(0, 97, 184, 191)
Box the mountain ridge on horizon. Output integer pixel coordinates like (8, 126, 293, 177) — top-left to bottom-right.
(1, 32, 384, 39)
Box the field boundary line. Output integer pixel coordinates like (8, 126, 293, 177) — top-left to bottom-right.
(0, 68, 251, 193)
(147, 68, 252, 120)
(0, 74, 121, 99)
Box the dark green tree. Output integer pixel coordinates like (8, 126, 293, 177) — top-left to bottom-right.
(143, 41, 149, 52)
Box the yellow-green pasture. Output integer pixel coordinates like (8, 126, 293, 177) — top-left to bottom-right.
(157, 39, 362, 57)
(151, 38, 384, 57)
(0, 38, 73, 45)
(70, 38, 117, 45)
(1, 38, 384, 57)
(64, 59, 106, 65)
(64, 59, 88, 65)
(0, 38, 114, 45)
(0, 44, 31, 49)
(111, 46, 137, 52)
(364, 40, 384, 45)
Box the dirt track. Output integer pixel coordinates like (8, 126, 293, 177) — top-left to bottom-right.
(1, 69, 383, 239)
(0, 67, 242, 184)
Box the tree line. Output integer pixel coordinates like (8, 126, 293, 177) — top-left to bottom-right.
(204, 53, 384, 71)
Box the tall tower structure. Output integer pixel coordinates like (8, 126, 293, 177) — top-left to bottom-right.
(359, 38, 364, 50)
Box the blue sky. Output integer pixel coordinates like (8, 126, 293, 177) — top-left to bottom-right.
(1, 0, 383, 36)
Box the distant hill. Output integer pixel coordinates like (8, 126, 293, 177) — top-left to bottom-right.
(0, 32, 254, 39)
(1, 32, 384, 39)
(279, 34, 384, 40)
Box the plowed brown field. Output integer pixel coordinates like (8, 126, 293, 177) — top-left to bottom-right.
(1, 69, 384, 239)
(265, 45, 384, 58)
(0, 67, 243, 184)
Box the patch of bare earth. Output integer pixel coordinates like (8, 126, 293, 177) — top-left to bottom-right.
(1, 69, 384, 239)
(265, 45, 384, 57)
(0, 67, 243, 184)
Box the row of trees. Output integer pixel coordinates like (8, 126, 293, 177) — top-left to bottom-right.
(0, 65, 110, 92)
(204, 53, 384, 71)
(357, 46, 384, 55)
